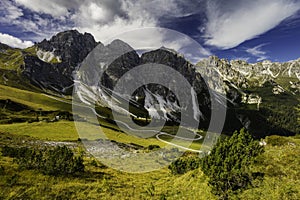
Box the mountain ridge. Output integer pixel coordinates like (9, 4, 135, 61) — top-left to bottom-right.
(0, 30, 299, 137)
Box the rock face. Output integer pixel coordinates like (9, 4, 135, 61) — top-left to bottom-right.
(99, 39, 141, 89)
(141, 48, 208, 95)
(37, 30, 98, 70)
(196, 56, 300, 137)
(77, 43, 211, 127)
(22, 56, 73, 93)
(139, 48, 211, 123)
(196, 56, 300, 94)
(22, 30, 99, 93)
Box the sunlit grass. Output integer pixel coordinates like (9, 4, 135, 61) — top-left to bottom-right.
(0, 85, 71, 111)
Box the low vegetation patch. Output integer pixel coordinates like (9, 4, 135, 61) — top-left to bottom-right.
(1, 145, 84, 176)
(168, 153, 201, 175)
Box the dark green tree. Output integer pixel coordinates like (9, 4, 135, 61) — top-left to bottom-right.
(201, 128, 264, 199)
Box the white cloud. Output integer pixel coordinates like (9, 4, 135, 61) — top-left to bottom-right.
(0, 33, 34, 48)
(14, 0, 72, 18)
(87, 26, 211, 63)
(246, 44, 268, 61)
(0, 0, 23, 20)
(74, 0, 211, 62)
(204, 0, 300, 49)
(3, 0, 210, 61)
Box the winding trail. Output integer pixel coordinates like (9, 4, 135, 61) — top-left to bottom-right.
(43, 94, 203, 153)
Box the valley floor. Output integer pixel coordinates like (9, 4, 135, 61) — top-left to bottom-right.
(0, 123, 299, 199)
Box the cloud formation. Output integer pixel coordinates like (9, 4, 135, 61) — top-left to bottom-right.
(246, 44, 268, 61)
(8, 0, 211, 61)
(0, 32, 34, 48)
(204, 0, 300, 49)
(1, 0, 300, 60)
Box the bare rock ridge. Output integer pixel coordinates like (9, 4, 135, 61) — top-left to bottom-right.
(22, 30, 99, 93)
(77, 40, 211, 127)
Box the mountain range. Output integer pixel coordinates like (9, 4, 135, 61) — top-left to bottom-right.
(0, 30, 299, 137)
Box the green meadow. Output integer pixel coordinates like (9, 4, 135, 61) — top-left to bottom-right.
(0, 85, 299, 199)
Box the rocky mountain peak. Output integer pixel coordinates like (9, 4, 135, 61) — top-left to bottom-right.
(22, 30, 100, 93)
(37, 29, 99, 68)
(108, 39, 134, 52)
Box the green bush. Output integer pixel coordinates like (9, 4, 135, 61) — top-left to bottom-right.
(0, 165, 4, 175)
(1, 145, 29, 158)
(200, 128, 264, 199)
(147, 145, 160, 151)
(168, 154, 201, 175)
(1, 145, 84, 176)
(42, 146, 84, 175)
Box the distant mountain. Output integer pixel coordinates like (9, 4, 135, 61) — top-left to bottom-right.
(0, 30, 298, 137)
(196, 56, 299, 136)
(197, 56, 300, 94)
(0, 30, 98, 93)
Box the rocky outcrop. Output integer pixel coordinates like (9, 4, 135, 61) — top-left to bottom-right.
(196, 56, 300, 93)
(22, 30, 99, 94)
(0, 42, 11, 51)
(196, 56, 299, 136)
(77, 43, 212, 126)
(22, 55, 73, 93)
(37, 30, 99, 70)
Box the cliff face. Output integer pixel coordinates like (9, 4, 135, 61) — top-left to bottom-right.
(76, 42, 211, 127)
(196, 56, 300, 94)
(196, 56, 299, 137)
(37, 30, 98, 69)
(22, 30, 99, 93)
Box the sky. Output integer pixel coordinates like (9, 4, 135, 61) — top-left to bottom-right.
(0, 0, 300, 63)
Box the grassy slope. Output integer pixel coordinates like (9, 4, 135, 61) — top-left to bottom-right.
(0, 132, 214, 200)
(0, 121, 165, 148)
(0, 85, 71, 111)
(0, 132, 299, 199)
(0, 84, 204, 150)
(239, 135, 300, 199)
(0, 157, 215, 200)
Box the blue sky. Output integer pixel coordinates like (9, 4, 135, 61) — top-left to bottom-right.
(0, 0, 300, 63)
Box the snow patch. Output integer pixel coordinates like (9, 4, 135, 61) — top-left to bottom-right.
(191, 87, 201, 121)
(37, 49, 61, 63)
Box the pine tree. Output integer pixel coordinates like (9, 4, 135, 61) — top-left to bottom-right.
(201, 128, 264, 199)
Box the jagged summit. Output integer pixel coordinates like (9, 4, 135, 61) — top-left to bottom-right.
(108, 39, 134, 50)
(37, 29, 99, 67)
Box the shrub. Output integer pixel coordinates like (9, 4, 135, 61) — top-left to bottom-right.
(147, 145, 160, 151)
(200, 128, 264, 199)
(168, 154, 201, 175)
(42, 146, 84, 175)
(1, 145, 29, 158)
(0, 165, 4, 175)
(1, 145, 84, 176)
